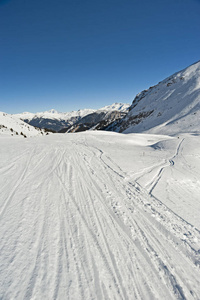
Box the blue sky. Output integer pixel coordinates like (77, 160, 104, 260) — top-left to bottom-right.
(0, 0, 200, 113)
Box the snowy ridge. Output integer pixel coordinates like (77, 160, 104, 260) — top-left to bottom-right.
(113, 61, 200, 134)
(98, 102, 130, 112)
(0, 112, 46, 137)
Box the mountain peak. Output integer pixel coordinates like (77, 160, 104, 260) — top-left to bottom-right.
(99, 103, 130, 112)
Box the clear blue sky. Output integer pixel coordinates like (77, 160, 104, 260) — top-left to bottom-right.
(0, 0, 200, 113)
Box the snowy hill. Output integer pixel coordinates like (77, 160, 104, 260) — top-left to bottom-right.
(0, 112, 46, 137)
(109, 61, 200, 135)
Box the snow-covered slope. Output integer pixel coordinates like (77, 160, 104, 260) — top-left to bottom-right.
(111, 61, 200, 135)
(14, 103, 130, 132)
(0, 112, 45, 137)
(0, 131, 200, 299)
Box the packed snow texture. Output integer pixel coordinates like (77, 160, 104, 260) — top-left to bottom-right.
(115, 61, 200, 135)
(0, 131, 200, 299)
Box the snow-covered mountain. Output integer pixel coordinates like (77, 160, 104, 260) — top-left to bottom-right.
(109, 61, 200, 135)
(62, 110, 127, 133)
(0, 112, 46, 137)
(98, 102, 129, 112)
(15, 108, 95, 122)
(14, 103, 130, 132)
(14, 108, 96, 132)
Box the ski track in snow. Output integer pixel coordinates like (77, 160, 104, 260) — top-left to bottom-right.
(147, 138, 185, 195)
(0, 134, 200, 300)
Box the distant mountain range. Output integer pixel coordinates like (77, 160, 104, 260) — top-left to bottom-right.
(14, 103, 130, 132)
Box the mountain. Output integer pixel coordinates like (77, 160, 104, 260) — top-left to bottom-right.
(0, 112, 46, 137)
(14, 108, 96, 132)
(61, 110, 127, 133)
(60, 103, 129, 133)
(108, 61, 200, 135)
(14, 103, 130, 132)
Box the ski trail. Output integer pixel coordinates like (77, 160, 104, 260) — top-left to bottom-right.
(146, 138, 185, 195)
(0, 135, 200, 299)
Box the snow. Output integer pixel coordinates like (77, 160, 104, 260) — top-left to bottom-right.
(0, 131, 200, 299)
(98, 102, 130, 112)
(0, 112, 45, 137)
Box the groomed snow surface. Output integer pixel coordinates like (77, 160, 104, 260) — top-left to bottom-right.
(0, 131, 200, 299)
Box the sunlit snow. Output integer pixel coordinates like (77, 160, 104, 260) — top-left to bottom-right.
(0, 131, 200, 299)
